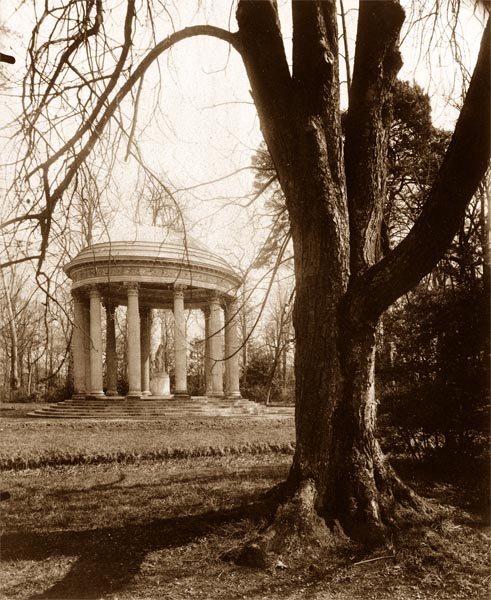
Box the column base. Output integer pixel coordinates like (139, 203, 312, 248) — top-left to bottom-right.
(173, 391, 189, 399)
(105, 390, 119, 397)
(88, 391, 105, 398)
(127, 391, 143, 399)
(227, 392, 242, 399)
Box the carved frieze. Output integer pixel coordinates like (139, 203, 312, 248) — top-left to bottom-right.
(67, 250, 241, 313)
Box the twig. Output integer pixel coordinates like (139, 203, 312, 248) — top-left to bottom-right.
(352, 555, 394, 567)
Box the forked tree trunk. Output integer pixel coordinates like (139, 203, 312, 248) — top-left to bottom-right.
(233, 1, 489, 565)
(236, 2, 416, 557)
(239, 195, 424, 567)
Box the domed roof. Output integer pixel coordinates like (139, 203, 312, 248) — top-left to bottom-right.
(96, 219, 211, 253)
(64, 220, 241, 305)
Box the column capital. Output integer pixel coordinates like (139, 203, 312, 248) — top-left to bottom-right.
(173, 284, 186, 298)
(224, 296, 239, 310)
(103, 299, 118, 313)
(209, 291, 223, 306)
(125, 282, 139, 295)
(71, 289, 85, 302)
(88, 285, 101, 298)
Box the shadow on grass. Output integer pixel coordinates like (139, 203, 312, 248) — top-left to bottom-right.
(46, 472, 127, 495)
(2, 500, 270, 600)
(46, 464, 285, 499)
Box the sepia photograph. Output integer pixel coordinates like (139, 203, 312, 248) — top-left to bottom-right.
(0, 1, 489, 598)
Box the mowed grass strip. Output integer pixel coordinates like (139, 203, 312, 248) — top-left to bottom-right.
(0, 417, 295, 470)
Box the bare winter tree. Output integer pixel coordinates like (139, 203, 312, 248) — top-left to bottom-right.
(0, 267, 20, 395)
(3, 0, 489, 563)
(264, 280, 294, 405)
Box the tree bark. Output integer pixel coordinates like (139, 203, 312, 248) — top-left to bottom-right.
(344, 0, 405, 276)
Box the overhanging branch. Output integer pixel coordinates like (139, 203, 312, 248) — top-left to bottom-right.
(351, 18, 490, 322)
(236, 0, 293, 185)
(22, 23, 239, 273)
(46, 25, 239, 207)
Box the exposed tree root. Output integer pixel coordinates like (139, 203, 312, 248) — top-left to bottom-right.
(341, 447, 434, 546)
(228, 458, 436, 570)
(231, 480, 352, 569)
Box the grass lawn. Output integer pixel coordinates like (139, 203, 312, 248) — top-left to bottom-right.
(0, 417, 295, 470)
(0, 403, 42, 418)
(0, 415, 489, 599)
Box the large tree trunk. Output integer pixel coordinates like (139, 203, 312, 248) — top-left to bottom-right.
(236, 220, 427, 569)
(335, 305, 426, 541)
(234, 2, 410, 564)
(233, 1, 489, 567)
(239, 204, 424, 565)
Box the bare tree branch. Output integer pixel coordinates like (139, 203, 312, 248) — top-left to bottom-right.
(351, 18, 490, 322)
(344, 0, 405, 276)
(16, 22, 239, 273)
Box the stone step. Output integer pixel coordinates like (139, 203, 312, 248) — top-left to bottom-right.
(62, 403, 207, 409)
(59, 401, 221, 408)
(31, 408, 207, 415)
(32, 407, 252, 413)
(28, 412, 262, 420)
(26, 395, 290, 420)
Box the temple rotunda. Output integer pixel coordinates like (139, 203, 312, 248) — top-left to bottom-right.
(64, 225, 243, 401)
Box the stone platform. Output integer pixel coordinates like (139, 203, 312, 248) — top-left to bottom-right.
(28, 396, 294, 420)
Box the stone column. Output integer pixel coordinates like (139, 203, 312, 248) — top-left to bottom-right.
(140, 307, 152, 396)
(224, 298, 242, 399)
(82, 301, 91, 395)
(202, 307, 213, 396)
(173, 285, 188, 397)
(126, 283, 142, 398)
(71, 291, 87, 397)
(209, 293, 224, 396)
(88, 286, 104, 396)
(105, 302, 118, 396)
